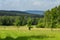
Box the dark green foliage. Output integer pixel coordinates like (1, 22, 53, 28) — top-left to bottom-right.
(44, 5, 60, 28)
(0, 10, 44, 28)
(0, 16, 40, 27)
(14, 17, 21, 26)
(32, 18, 39, 25)
(27, 17, 33, 30)
(37, 23, 44, 28)
(37, 18, 44, 28)
(0, 16, 15, 26)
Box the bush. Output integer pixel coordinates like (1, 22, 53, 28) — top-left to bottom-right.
(36, 23, 44, 28)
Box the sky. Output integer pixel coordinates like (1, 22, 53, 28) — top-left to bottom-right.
(0, 0, 60, 11)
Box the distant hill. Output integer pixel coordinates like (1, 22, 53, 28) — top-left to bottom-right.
(0, 10, 44, 18)
(26, 10, 44, 15)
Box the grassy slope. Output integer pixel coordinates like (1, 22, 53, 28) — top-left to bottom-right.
(0, 26, 60, 40)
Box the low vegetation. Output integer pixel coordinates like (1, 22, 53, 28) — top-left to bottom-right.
(0, 26, 60, 40)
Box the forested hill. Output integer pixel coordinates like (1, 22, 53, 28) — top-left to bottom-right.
(0, 10, 44, 18)
(26, 10, 44, 15)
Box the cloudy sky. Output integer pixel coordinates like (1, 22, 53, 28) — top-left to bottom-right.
(0, 0, 60, 11)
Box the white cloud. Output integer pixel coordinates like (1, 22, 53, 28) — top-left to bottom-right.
(32, 0, 60, 10)
(33, 1, 41, 6)
(0, 0, 60, 11)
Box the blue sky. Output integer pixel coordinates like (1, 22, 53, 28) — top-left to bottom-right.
(0, 0, 60, 11)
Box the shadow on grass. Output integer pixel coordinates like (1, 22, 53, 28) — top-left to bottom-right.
(0, 35, 55, 40)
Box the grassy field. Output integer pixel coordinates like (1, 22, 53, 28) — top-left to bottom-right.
(0, 26, 60, 40)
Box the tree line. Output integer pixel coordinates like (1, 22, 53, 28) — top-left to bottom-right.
(44, 5, 60, 28)
(0, 16, 39, 26)
(0, 5, 60, 29)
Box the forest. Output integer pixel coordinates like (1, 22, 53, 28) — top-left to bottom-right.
(0, 5, 60, 29)
(44, 5, 60, 28)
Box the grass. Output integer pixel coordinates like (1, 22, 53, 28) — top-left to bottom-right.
(0, 26, 60, 40)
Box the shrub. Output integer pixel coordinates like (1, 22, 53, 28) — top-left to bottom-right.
(36, 23, 44, 28)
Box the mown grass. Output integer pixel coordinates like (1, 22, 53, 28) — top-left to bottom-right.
(0, 26, 60, 40)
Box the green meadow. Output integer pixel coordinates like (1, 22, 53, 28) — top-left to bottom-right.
(0, 26, 60, 40)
